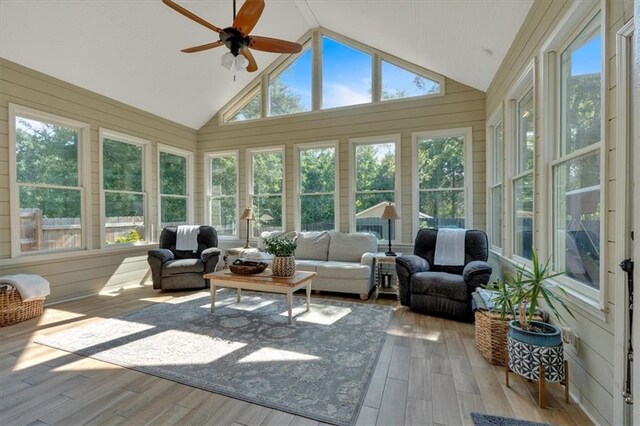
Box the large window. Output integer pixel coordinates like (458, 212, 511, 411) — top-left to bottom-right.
(10, 104, 90, 255)
(269, 46, 312, 117)
(413, 128, 472, 231)
(322, 36, 372, 109)
(551, 12, 602, 292)
(295, 142, 338, 231)
(513, 87, 535, 261)
(381, 60, 440, 101)
(488, 117, 504, 251)
(159, 146, 192, 228)
(206, 151, 238, 238)
(351, 135, 400, 240)
(249, 147, 284, 237)
(101, 130, 149, 246)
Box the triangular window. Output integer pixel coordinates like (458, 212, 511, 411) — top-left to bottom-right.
(381, 60, 440, 101)
(322, 36, 372, 109)
(269, 47, 312, 117)
(225, 87, 261, 123)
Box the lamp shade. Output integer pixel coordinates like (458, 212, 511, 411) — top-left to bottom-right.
(381, 204, 400, 220)
(240, 208, 254, 221)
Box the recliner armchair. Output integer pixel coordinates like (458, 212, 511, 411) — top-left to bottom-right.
(147, 226, 221, 290)
(396, 228, 492, 322)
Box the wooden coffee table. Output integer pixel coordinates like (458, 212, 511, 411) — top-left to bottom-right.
(203, 270, 316, 325)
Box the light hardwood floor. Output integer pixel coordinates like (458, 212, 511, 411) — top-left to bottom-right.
(0, 285, 593, 426)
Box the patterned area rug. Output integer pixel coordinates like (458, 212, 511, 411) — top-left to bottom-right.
(37, 290, 393, 426)
(471, 412, 553, 426)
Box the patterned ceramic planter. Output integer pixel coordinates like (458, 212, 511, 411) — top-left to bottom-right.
(507, 320, 564, 382)
(272, 256, 296, 277)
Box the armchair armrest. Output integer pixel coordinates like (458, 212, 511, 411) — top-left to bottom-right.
(395, 255, 430, 307)
(148, 248, 174, 264)
(463, 260, 493, 292)
(201, 248, 222, 273)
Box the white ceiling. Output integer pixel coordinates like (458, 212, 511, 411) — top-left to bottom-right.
(0, 0, 533, 130)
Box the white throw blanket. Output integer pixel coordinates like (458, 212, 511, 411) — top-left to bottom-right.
(0, 274, 50, 301)
(176, 225, 200, 252)
(434, 228, 467, 266)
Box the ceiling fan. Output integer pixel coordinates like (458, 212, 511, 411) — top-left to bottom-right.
(162, 0, 303, 73)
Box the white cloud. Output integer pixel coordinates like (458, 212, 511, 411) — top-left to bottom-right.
(323, 82, 370, 109)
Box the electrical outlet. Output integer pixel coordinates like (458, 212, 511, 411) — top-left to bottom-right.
(562, 327, 580, 350)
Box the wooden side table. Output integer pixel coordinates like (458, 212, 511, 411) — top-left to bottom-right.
(374, 253, 401, 299)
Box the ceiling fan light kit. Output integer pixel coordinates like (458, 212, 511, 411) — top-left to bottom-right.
(163, 0, 302, 74)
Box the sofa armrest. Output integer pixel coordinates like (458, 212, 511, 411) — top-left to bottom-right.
(360, 252, 375, 266)
(463, 260, 493, 292)
(201, 248, 221, 273)
(148, 248, 174, 264)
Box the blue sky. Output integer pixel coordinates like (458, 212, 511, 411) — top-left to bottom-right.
(571, 34, 601, 75)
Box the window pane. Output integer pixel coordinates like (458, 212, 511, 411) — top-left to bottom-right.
(16, 117, 78, 186)
(553, 152, 600, 289)
(513, 173, 534, 260)
(253, 151, 283, 194)
(227, 91, 262, 122)
(355, 192, 395, 239)
(19, 187, 82, 252)
(517, 89, 534, 173)
(355, 143, 395, 191)
(160, 152, 187, 195)
(381, 60, 440, 100)
(104, 192, 144, 244)
(561, 14, 601, 155)
(493, 122, 503, 183)
(210, 156, 237, 196)
(269, 48, 312, 116)
(210, 196, 236, 237)
(252, 195, 282, 237)
(161, 196, 187, 226)
(417, 136, 464, 189)
(300, 147, 335, 193)
(491, 185, 502, 248)
(301, 194, 335, 231)
(322, 36, 372, 109)
(418, 190, 465, 229)
(103, 139, 142, 192)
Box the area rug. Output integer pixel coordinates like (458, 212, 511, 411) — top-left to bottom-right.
(37, 290, 393, 426)
(471, 412, 553, 426)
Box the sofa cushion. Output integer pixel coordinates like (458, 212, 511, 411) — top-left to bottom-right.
(410, 271, 467, 302)
(328, 233, 377, 262)
(295, 232, 331, 261)
(295, 259, 323, 273)
(316, 261, 371, 280)
(162, 259, 204, 276)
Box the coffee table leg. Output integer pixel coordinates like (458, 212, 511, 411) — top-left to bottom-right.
(210, 283, 216, 313)
(287, 291, 293, 325)
(237, 288, 241, 303)
(306, 283, 311, 312)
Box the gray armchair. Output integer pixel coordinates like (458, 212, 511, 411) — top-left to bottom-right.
(147, 226, 221, 290)
(396, 228, 492, 322)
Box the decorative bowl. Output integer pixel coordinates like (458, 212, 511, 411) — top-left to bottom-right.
(229, 260, 269, 275)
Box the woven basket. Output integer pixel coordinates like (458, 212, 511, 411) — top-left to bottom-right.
(272, 256, 296, 278)
(474, 310, 542, 366)
(229, 260, 269, 275)
(0, 287, 45, 327)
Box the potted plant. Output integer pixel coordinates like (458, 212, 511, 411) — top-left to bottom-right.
(263, 237, 297, 277)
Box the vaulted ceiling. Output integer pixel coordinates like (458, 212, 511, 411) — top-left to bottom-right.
(0, 0, 533, 129)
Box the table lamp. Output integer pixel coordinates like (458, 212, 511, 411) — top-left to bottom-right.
(381, 203, 400, 256)
(240, 207, 254, 248)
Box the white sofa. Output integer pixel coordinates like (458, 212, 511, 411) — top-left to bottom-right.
(258, 231, 378, 300)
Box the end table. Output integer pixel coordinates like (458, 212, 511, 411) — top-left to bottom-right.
(374, 253, 401, 299)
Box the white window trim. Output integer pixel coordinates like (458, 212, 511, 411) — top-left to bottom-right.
(157, 144, 194, 229)
(539, 0, 606, 309)
(247, 146, 286, 239)
(219, 27, 445, 125)
(504, 60, 536, 266)
(487, 107, 504, 254)
(349, 134, 402, 243)
(8, 103, 92, 257)
(293, 140, 340, 232)
(204, 150, 240, 240)
(99, 128, 151, 249)
(411, 127, 473, 237)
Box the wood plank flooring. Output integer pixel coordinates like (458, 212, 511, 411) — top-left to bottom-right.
(0, 285, 594, 426)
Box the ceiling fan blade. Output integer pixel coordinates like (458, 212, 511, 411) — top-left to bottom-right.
(181, 41, 224, 53)
(162, 0, 222, 33)
(240, 48, 258, 72)
(232, 0, 265, 36)
(249, 36, 303, 54)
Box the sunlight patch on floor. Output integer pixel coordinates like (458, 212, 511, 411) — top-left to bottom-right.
(237, 347, 321, 363)
(281, 304, 352, 325)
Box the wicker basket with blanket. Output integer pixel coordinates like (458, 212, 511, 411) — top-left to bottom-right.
(0, 274, 49, 327)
